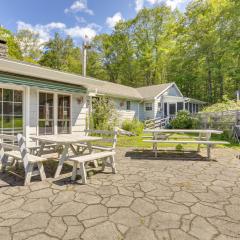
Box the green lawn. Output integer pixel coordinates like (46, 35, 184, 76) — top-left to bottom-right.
(117, 133, 238, 150)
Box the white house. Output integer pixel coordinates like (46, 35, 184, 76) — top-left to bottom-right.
(0, 40, 204, 142)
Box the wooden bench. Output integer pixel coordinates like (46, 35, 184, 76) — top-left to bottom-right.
(143, 139, 229, 159)
(0, 134, 48, 185)
(69, 151, 116, 184)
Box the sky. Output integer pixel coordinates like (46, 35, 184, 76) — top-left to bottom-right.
(0, 0, 190, 44)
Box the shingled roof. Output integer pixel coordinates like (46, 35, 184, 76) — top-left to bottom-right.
(0, 58, 174, 100)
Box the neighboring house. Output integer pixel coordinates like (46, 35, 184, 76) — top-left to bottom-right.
(0, 40, 204, 143)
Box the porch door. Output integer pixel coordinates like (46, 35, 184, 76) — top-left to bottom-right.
(169, 103, 176, 116)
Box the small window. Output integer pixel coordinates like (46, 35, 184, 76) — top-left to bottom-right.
(177, 102, 183, 111)
(126, 101, 131, 110)
(145, 103, 152, 111)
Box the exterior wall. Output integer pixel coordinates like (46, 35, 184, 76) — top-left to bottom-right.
(71, 94, 88, 134)
(142, 101, 155, 120)
(112, 98, 140, 124)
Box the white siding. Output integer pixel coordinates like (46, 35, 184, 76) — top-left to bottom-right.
(113, 98, 140, 124)
(71, 94, 88, 134)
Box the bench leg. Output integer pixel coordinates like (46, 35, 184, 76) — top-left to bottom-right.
(37, 162, 46, 181)
(71, 161, 78, 181)
(54, 144, 69, 178)
(24, 163, 34, 185)
(80, 162, 87, 184)
(101, 158, 106, 172)
(207, 145, 211, 160)
(110, 155, 116, 174)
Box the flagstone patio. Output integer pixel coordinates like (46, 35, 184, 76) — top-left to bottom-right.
(0, 147, 240, 240)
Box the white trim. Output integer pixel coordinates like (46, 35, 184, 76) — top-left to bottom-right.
(0, 82, 25, 91)
(25, 86, 30, 144)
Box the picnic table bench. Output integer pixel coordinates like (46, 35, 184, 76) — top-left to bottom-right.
(143, 129, 229, 159)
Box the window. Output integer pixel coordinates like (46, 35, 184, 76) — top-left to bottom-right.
(39, 92, 54, 135)
(145, 103, 152, 111)
(193, 104, 196, 113)
(0, 88, 23, 137)
(126, 101, 131, 110)
(58, 95, 71, 134)
(185, 102, 189, 110)
(196, 104, 199, 113)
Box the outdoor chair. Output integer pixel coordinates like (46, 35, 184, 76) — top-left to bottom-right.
(0, 134, 48, 185)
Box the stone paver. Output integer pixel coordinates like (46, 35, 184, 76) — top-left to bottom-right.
(0, 147, 240, 239)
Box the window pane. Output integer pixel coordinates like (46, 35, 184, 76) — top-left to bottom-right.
(14, 116, 23, 128)
(3, 89, 13, 102)
(169, 104, 176, 115)
(39, 92, 46, 105)
(64, 96, 70, 107)
(47, 94, 54, 106)
(58, 121, 70, 134)
(14, 103, 23, 116)
(3, 102, 13, 115)
(0, 88, 2, 101)
(45, 121, 54, 135)
(14, 90, 23, 102)
(3, 116, 13, 129)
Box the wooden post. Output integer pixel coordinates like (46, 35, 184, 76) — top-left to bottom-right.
(25, 86, 30, 146)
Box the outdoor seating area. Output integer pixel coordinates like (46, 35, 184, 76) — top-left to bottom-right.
(0, 128, 118, 185)
(0, 145, 240, 240)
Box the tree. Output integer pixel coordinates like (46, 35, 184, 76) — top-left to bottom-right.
(0, 26, 22, 60)
(16, 29, 42, 63)
(39, 33, 82, 74)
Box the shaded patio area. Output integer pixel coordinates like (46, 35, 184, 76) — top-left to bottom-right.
(0, 147, 240, 240)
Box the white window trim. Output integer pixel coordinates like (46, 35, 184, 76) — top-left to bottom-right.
(144, 102, 153, 111)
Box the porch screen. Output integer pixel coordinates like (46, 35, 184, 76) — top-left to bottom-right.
(0, 88, 23, 135)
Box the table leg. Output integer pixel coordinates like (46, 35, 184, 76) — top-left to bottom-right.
(87, 142, 98, 168)
(37, 142, 46, 156)
(197, 133, 202, 152)
(70, 144, 78, 155)
(54, 144, 69, 178)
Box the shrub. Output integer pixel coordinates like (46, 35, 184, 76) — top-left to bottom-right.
(170, 110, 199, 129)
(121, 119, 144, 136)
(202, 95, 240, 113)
(91, 97, 118, 130)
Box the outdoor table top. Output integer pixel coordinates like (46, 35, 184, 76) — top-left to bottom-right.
(144, 129, 223, 134)
(30, 134, 102, 144)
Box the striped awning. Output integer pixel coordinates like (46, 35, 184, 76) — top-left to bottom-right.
(0, 73, 86, 93)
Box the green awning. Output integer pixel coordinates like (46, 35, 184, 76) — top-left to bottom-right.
(0, 73, 86, 94)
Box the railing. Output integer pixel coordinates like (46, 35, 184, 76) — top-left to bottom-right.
(145, 116, 174, 129)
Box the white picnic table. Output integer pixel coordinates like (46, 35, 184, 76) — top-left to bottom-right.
(143, 129, 228, 159)
(31, 134, 102, 178)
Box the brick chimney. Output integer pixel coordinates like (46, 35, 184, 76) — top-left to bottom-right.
(0, 39, 8, 58)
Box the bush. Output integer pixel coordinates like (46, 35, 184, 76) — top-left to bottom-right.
(170, 110, 199, 129)
(91, 97, 118, 130)
(121, 119, 144, 136)
(202, 95, 240, 113)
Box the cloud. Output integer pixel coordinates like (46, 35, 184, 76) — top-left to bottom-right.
(64, 26, 97, 40)
(165, 0, 184, 10)
(17, 21, 66, 43)
(135, 0, 185, 11)
(135, 0, 144, 12)
(64, 0, 94, 15)
(106, 12, 124, 28)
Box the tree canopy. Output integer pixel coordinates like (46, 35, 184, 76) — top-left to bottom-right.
(1, 0, 240, 103)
